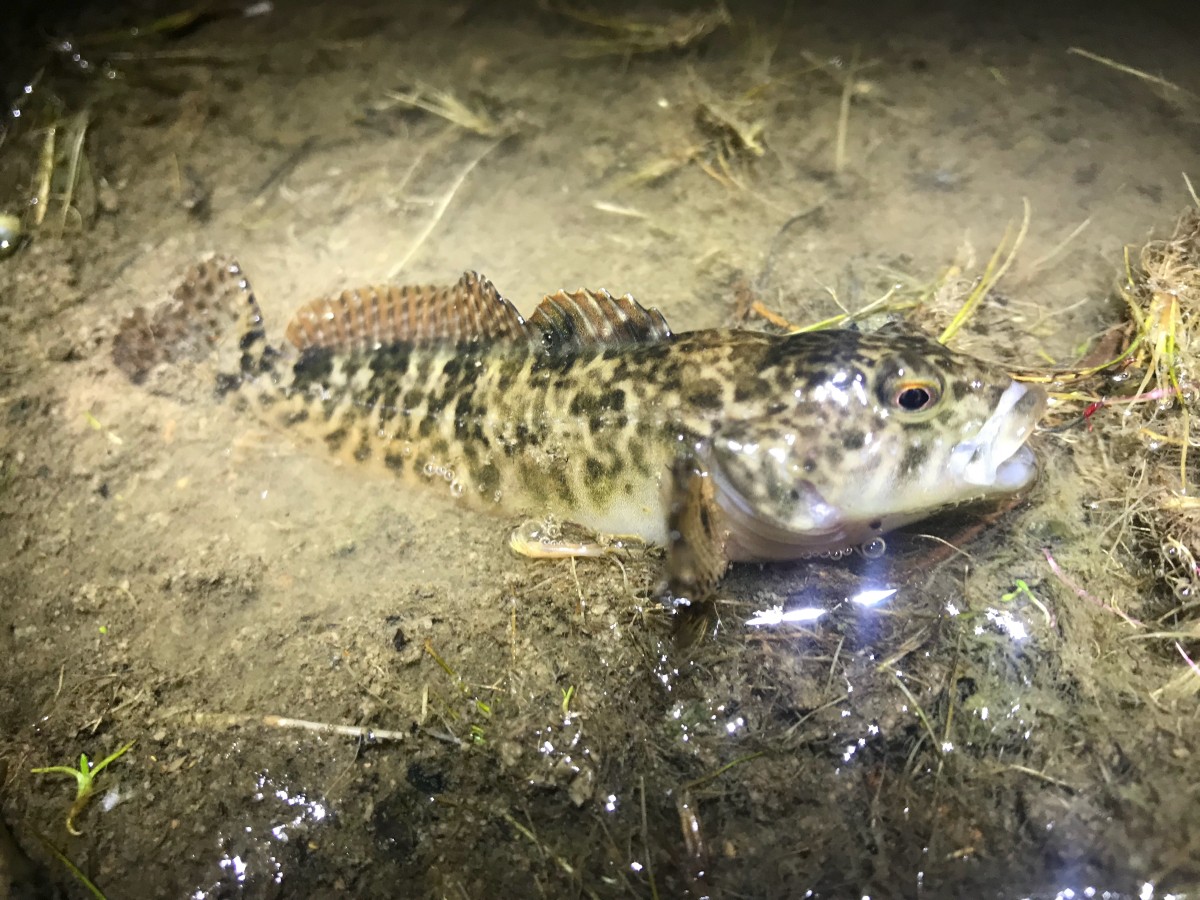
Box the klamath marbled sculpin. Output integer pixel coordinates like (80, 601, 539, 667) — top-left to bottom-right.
(112, 258, 1046, 601)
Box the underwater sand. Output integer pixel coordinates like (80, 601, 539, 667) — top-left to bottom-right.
(2, 1, 1200, 897)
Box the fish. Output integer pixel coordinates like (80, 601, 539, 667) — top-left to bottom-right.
(111, 257, 1046, 602)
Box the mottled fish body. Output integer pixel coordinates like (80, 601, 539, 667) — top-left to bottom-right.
(113, 258, 1045, 601)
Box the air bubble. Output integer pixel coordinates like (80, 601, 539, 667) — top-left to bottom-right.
(860, 537, 887, 559)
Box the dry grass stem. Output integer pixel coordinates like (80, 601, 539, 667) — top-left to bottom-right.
(549, 1, 730, 57)
(380, 84, 519, 138)
(388, 138, 501, 279)
(939, 197, 1031, 344)
(1067, 47, 1197, 104)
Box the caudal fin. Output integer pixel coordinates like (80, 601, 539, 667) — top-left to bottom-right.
(111, 256, 274, 386)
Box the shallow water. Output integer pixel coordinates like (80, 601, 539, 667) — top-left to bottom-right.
(1, 1, 1199, 897)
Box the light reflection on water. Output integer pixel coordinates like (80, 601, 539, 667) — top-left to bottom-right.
(745, 585, 898, 628)
(188, 770, 330, 898)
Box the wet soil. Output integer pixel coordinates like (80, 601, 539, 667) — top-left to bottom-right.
(2, 1, 1200, 898)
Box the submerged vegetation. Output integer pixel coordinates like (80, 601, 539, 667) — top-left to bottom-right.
(30, 740, 135, 836)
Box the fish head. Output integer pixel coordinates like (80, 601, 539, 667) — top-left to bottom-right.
(706, 330, 1046, 560)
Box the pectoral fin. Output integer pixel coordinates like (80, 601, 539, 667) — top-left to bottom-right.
(661, 456, 729, 606)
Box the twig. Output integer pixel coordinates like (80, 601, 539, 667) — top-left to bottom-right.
(57, 110, 89, 237)
(834, 47, 859, 172)
(1067, 47, 1190, 97)
(888, 671, 942, 755)
(640, 775, 659, 900)
(192, 711, 407, 741)
(592, 200, 648, 219)
(261, 715, 408, 741)
(252, 136, 318, 205)
(1027, 216, 1092, 272)
(1042, 547, 1143, 628)
(939, 197, 1031, 344)
(34, 832, 108, 900)
(1001, 764, 1075, 792)
(388, 138, 500, 279)
(499, 810, 599, 898)
(1176, 641, 1200, 679)
(681, 752, 765, 792)
(1185, 172, 1200, 210)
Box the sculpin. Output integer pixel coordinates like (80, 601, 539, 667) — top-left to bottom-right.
(112, 258, 1046, 601)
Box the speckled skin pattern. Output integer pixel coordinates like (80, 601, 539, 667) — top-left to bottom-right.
(114, 258, 1044, 564)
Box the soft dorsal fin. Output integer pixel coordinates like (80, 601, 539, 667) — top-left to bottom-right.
(112, 256, 272, 384)
(528, 288, 673, 352)
(284, 271, 533, 352)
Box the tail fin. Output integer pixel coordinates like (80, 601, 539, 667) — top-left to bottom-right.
(112, 256, 275, 386)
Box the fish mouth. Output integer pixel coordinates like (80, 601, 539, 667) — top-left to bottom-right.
(948, 380, 1047, 491)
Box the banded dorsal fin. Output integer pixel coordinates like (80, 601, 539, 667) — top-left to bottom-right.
(529, 288, 673, 353)
(284, 273, 674, 355)
(284, 271, 532, 352)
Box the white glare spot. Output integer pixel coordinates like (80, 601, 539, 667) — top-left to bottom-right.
(746, 605, 825, 627)
(851, 588, 897, 608)
(986, 607, 1028, 641)
(1140, 883, 1155, 900)
(725, 716, 745, 735)
(604, 794, 618, 812)
(631, 861, 644, 872)
(101, 786, 123, 812)
(219, 854, 248, 881)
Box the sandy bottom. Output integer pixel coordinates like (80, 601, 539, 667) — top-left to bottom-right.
(2, 1, 1199, 897)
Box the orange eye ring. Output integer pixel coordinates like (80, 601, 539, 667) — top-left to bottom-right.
(893, 381, 940, 412)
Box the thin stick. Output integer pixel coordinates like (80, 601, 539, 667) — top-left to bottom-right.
(261, 715, 408, 741)
(192, 711, 407, 741)
(834, 47, 859, 173)
(34, 832, 108, 900)
(1176, 641, 1200, 680)
(57, 111, 89, 237)
(1001, 764, 1074, 791)
(388, 139, 500, 279)
(889, 671, 942, 754)
(939, 197, 1031, 344)
(33, 124, 56, 227)
(1184, 172, 1200, 210)
(1042, 547, 1143, 628)
(499, 810, 600, 899)
(1027, 216, 1092, 272)
(1067, 47, 1188, 96)
(640, 775, 659, 900)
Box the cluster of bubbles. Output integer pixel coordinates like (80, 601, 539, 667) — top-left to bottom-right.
(421, 460, 465, 498)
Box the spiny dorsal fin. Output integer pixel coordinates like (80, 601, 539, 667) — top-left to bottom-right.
(528, 288, 673, 353)
(112, 256, 271, 384)
(284, 272, 532, 352)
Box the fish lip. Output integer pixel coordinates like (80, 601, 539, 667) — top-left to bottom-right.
(949, 381, 1047, 489)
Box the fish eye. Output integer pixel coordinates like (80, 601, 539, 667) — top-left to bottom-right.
(892, 381, 940, 412)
